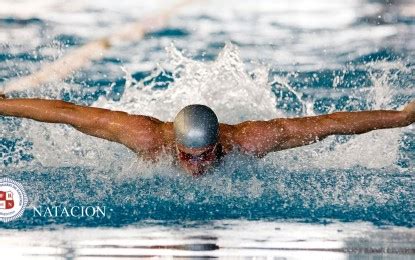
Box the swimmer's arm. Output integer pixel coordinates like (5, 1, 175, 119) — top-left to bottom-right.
(0, 97, 164, 153)
(234, 101, 414, 156)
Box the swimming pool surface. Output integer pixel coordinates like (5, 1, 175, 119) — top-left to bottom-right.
(0, 0, 414, 258)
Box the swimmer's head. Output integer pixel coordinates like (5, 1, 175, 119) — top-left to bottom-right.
(173, 104, 220, 175)
(174, 104, 219, 148)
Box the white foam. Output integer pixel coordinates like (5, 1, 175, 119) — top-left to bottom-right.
(1, 43, 412, 175)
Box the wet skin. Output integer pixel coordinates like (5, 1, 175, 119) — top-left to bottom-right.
(0, 95, 414, 175)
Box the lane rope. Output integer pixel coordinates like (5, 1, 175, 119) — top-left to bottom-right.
(2, 0, 194, 93)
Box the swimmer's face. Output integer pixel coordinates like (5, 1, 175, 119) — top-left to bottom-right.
(176, 143, 218, 176)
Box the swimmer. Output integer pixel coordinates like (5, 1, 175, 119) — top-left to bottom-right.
(0, 94, 414, 176)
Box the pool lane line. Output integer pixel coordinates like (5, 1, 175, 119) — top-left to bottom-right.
(2, 0, 195, 94)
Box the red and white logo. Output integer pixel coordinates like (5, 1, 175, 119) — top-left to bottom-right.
(0, 191, 14, 209)
(0, 178, 28, 222)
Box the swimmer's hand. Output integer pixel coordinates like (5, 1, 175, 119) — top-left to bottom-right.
(403, 100, 415, 123)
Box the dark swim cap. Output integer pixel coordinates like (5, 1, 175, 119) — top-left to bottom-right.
(173, 104, 219, 148)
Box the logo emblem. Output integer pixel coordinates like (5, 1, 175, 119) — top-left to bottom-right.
(0, 178, 28, 222)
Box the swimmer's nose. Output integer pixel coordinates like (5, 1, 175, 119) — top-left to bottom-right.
(189, 158, 201, 164)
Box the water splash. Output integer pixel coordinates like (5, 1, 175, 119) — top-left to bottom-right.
(0, 43, 413, 227)
(95, 42, 280, 123)
(1, 42, 412, 174)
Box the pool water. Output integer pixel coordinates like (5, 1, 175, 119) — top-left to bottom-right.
(0, 0, 414, 258)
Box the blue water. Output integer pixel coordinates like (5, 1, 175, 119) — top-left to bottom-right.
(0, 0, 414, 238)
(1, 166, 413, 229)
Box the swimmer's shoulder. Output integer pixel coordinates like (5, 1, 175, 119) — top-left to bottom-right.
(159, 122, 176, 152)
(218, 122, 266, 156)
(117, 115, 171, 155)
(218, 123, 239, 154)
